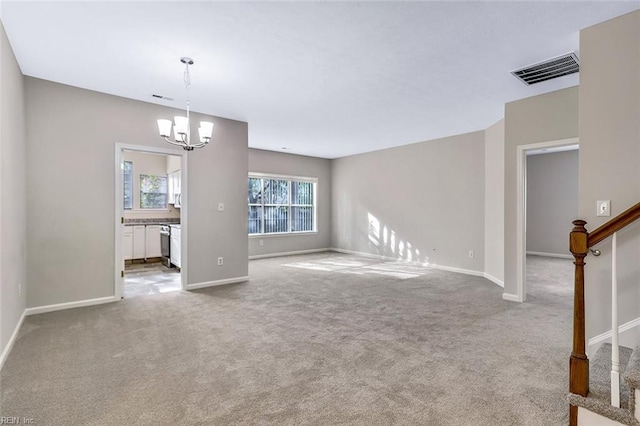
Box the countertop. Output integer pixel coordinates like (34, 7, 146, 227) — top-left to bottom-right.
(124, 219, 180, 226)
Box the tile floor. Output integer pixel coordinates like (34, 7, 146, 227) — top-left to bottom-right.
(124, 262, 181, 298)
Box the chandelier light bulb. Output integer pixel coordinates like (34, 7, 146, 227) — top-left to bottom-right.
(174, 116, 188, 136)
(157, 119, 172, 138)
(199, 121, 214, 143)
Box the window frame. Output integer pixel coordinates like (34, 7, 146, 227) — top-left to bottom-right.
(248, 172, 318, 237)
(123, 161, 133, 210)
(139, 173, 169, 210)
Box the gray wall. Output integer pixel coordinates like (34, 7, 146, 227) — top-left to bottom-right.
(484, 119, 505, 284)
(0, 22, 27, 361)
(503, 86, 579, 298)
(331, 131, 485, 272)
(526, 150, 578, 256)
(25, 78, 248, 307)
(248, 149, 331, 257)
(579, 10, 640, 342)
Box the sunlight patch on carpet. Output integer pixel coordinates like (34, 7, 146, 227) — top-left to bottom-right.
(282, 256, 433, 280)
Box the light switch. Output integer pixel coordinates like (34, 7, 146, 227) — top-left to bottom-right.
(218, 202, 224, 212)
(597, 200, 610, 217)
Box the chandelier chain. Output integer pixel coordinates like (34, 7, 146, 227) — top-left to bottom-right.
(183, 61, 191, 89)
(184, 62, 191, 140)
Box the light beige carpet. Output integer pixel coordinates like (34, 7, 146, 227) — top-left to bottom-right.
(0, 253, 573, 425)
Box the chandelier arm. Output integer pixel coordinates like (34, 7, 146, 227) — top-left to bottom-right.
(163, 137, 188, 147)
(164, 137, 207, 150)
(189, 140, 209, 149)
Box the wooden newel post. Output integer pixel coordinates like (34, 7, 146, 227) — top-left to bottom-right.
(569, 219, 589, 426)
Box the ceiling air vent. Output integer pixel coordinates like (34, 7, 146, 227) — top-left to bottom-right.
(152, 94, 174, 101)
(511, 52, 579, 86)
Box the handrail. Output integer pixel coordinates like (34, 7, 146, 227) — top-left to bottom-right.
(588, 201, 640, 248)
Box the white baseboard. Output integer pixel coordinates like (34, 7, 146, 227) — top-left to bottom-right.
(484, 273, 504, 288)
(331, 247, 428, 265)
(502, 293, 522, 303)
(588, 316, 640, 356)
(526, 251, 573, 259)
(428, 263, 484, 277)
(25, 296, 118, 316)
(249, 248, 330, 260)
(186, 276, 249, 290)
(0, 310, 26, 372)
(330, 247, 397, 261)
(329, 248, 485, 278)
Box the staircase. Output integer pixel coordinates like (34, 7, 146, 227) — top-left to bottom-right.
(568, 343, 640, 425)
(568, 201, 640, 425)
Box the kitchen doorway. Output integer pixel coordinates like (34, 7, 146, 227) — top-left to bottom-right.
(115, 144, 188, 299)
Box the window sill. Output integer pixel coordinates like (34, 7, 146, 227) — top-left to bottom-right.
(249, 231, 318, 239)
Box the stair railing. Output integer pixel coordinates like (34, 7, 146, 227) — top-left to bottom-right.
(569, 200, 640, 426)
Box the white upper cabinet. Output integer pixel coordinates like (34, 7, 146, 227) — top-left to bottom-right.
(167, 170, 181, 206)
(166, 155, 181, 175)
(168, 172, 176, 204)
(166, 154, 181, 205)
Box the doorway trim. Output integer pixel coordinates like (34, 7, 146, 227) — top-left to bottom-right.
(114, 143, 188, 299)
(515, 137, 579, 303)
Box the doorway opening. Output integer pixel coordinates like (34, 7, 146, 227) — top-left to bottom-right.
(115, 144, 188, 299)
(516, 138, 578, 302)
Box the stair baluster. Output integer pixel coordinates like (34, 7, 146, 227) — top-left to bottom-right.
(611, 232, 620, 408)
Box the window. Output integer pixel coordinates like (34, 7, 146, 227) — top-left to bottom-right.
(123, 161, 133, 210)
(291, 181, 314, 232)
(248, 175, 316, 235)
(140, 174, 168, 209)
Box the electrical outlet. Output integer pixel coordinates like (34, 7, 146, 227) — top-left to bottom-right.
(468, 251, 474, 259)
(19, 283, 23, 298)
(217, 257, 224, 266)
(259, 239, 264, 246)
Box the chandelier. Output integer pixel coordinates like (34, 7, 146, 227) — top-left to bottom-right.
(157, 57, 214, 151)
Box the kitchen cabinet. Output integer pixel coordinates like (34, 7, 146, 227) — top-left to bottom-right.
(170, 225, 181, 268)
(166, 155, 181, 176)
(167, 171, 181, 205)
(124, 224, 171, 261)
(145, 225, 162, 258)
(174, 171, 181, 196)
(168, 172, 175, 204)
(123, 226, 133, 260)
(132, 225, 146, 259)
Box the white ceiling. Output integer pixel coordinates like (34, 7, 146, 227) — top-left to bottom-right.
(2, 1, 639, 159)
